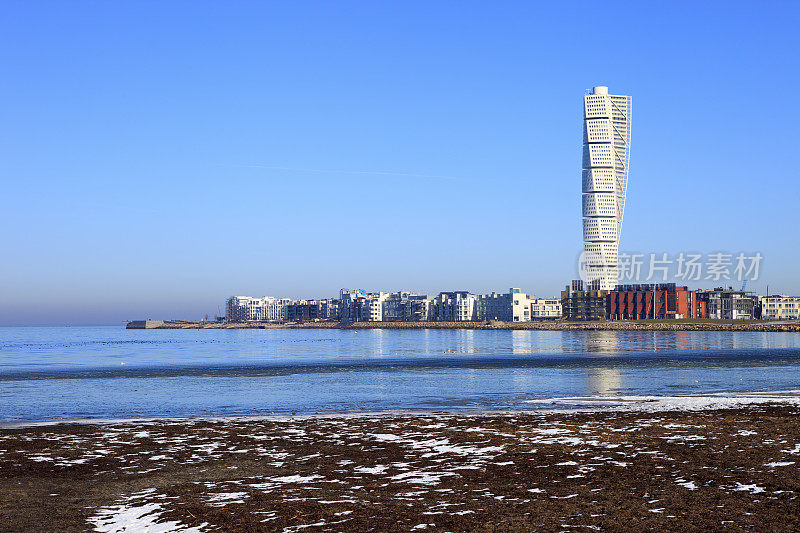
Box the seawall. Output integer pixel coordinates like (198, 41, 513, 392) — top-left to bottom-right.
(126, 320, 800, 333)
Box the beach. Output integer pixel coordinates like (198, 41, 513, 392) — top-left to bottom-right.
(3, 398, 800, 531)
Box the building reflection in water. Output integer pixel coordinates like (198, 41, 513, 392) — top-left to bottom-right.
(582, 330, 620, 353)
(511, 330, 532, 355)
(569, 331, 623, 396)
(367, 328, 387, 357)
(454, 329, 476, 355)
(586, 368, 622, 396)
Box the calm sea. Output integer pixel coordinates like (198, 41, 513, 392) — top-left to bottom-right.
(2, 326, 800, 421)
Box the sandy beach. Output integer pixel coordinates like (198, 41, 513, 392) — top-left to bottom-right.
(2, 397, 800, 531)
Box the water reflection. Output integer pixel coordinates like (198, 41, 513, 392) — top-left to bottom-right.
(456, 329, 476, 355)
(511, 330, 532, 355)
(3, 327, 800, 420)
(586, 368, 622, 395)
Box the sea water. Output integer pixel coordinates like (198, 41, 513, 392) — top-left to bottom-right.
(1, 326, 800, 421)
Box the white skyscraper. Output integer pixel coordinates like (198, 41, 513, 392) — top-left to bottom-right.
(581, 86, 631, 290)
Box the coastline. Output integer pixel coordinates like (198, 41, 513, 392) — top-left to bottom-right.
(3, 400, 799, 531)
(3, 390, 800, 429)
(128, 319, 800, 332)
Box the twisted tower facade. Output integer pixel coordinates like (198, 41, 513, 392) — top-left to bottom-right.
(581, 86, 631, 290)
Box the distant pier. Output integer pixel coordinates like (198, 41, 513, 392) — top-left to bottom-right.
(125, 320, 165, 329)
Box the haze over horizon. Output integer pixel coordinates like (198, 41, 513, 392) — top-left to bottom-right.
(1, 1, 798, 326)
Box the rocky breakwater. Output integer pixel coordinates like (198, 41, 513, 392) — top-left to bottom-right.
(126, 320, 800, 332)
(343, 320, 800, 333)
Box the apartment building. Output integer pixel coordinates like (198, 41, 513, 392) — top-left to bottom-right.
(225, 296, 292, 322)
(530, 298, 562, 319)
(383, 292, 431, 322)
(608, 284, 706, 320)
(761, 295, 800, 320)
(359, 292, 390, 322)
(431, 291, 478, 322)
(698, 287, 757, 320)
(338, 288, 367, 322)
(286, 300, 322, 322)
(477, 289, 563, 321)
(561, 280, 609, 321)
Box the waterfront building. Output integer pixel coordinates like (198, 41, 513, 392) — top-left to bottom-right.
(383, 292, 431, 322)
(608, 284, 706, 320)
(339, 288, 367, 322)
(225, 296, 292, 322)
(530, 298, 562, 319)
(320, 299, 339, 320)
(359, 292, 390, 322)
(430, 291, 478, 322)
(286, 300, 323, 322)
(477, 288, 537, 322)
(697, 287, 757, 320)
(582, 86, 632, 291)
(561, 280, 610, 321)
(757, 295, 799, 320)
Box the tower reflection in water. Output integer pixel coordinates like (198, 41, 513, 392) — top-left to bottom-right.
(580, 331, 622, 396)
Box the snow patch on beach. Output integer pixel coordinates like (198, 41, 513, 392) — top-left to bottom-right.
(675, 479, 698, 490)
(390, 470, 458, 485)
(525, 392, 800, 412)
(89, 496, 207, 532)
(205, 492, 248, 507)
(368, 433, 504, 459)
(733, 482, 766, 494)
(783, 444, 800, 455)
(270, 474, 324, 484)
(354, 465, 389, 475)
(765, 461, 794, 467)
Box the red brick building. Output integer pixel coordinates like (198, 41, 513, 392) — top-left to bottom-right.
(608, 283, 707, 320)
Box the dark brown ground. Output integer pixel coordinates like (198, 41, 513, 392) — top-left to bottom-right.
(2, 405, 799, 532)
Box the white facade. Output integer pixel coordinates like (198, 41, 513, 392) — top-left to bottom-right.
(431, 292, 477, 322)
(359, 292, 389, 322)
(477, 289, 562, 321)
(477, 288, 530, 322)
(225, 296, 292, 322)
(582, 86, 631, 291)
(761, 295, 800, 320)
(701, 289, 756, 320)
(530, 298, 562, 318)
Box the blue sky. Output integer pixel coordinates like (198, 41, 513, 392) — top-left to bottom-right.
(1, 1, 798, 325)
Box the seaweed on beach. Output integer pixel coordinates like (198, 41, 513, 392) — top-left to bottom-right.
(2, 405, 800, 531)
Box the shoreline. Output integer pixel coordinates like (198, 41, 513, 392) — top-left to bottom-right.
(4, 390, 800, 429)
(128, 319, 800, 332)
(3, 402, 799, 531)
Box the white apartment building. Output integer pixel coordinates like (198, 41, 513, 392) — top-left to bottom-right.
(477, 289, 562, 321)
(700, 288, 756, 320)
(761, 295, 800, 320)
(477, 288, 530, 322)
(359, 292, 390, 322)
(431, 291, 478, 322)
(530, 298, 562, 318)
(225, 296, 292, 322)
(582, 86, 632, 290)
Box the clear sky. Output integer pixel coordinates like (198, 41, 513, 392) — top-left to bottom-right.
(1, 1, 798, 326)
